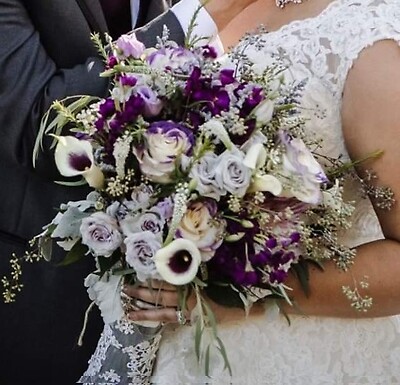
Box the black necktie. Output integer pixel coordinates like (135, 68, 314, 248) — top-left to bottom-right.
(99, 0, 132, 39)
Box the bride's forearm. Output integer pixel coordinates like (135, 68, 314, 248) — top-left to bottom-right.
(282, 239, 400, 318)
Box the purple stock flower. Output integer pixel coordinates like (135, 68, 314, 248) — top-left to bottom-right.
(219, 69, 236, 86)
(99, 98, 115, 118)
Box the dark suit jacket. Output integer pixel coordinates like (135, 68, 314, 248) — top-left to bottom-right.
(0, 1, 184, 384)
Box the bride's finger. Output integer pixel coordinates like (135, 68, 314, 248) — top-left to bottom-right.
(127, 307, 188, 324)
(124, 286, 179, 307)
(137, 280, 176, 291)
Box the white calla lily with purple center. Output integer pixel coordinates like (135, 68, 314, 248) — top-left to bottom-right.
(154, 239, 201, 285)
(244, 142, 282, 196)
(280, 131, 329, 204)
(54, 135, 104, 189)
(133, 121, 194, 184)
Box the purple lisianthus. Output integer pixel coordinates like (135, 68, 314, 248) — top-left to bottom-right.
(280, 131, 329, 204)
(116, 33, 145, 59)
(136, 86, 163, 117)
(80, 212, 122, 257)
(133, 121, 194, 183)
(147, 46, 200, 74)
(124, 231, 161, 282)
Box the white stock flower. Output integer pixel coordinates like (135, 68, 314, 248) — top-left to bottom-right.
(154, 239, 201, 285)
(53, 135, 104, 189)
(176, 200, 225, 262)
(124, 231, 162, 282)
(80, 212, 122, 257)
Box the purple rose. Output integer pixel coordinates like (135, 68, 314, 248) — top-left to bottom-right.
(80, 212, 122, 257)
(133, 121, 194, 183)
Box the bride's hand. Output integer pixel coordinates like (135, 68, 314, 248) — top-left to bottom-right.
(202, 0, 259, 32)
(122, 280, 265, 325)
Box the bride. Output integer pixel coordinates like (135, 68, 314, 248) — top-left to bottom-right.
(87, 0, 400, 383)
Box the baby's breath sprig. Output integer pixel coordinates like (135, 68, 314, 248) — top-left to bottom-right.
(342, 275, 373, 312)
(2, 246, 44, 304)
(105, 169, 135, 198)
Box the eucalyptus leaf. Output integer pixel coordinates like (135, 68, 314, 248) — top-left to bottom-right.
(38, 236, 53, 262)
(58, 241, 88, 266)
(194, 318, 203, 361)
(216, 337, 232, 376)
(98, 250, 121, 276)
(205, 344, 211, 378)
(54, 178, 87, 187)
(52, 206, 91, 239)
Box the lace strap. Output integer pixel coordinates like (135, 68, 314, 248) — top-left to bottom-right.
(334, 0, 400, 96)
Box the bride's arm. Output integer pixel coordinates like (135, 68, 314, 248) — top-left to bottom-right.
(283, 40, 400, 319)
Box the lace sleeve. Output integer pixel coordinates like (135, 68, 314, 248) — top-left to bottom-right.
(332, 0, 400, 97)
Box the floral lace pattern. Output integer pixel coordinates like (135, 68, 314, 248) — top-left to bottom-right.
(78, 319, 162, 385)
(152, 1, 400, 383)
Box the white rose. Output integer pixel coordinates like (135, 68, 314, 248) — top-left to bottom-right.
(253, 99, 275, 127)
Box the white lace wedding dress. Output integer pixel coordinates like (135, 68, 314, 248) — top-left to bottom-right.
(151, 1, 400, 384)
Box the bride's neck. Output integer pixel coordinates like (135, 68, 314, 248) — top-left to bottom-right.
(220, 0, 336, 49)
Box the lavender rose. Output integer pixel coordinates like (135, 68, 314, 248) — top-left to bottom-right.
(214, 150, 252, 197)
(80, 212, 122, 257)
(190, 152, 225, 200)
(124, 231, 162, 282)
(176, 200, 226, 262)
(133, 121, 194, 183)
(280, 131, 328, 204)
(120, 209, 165, 238)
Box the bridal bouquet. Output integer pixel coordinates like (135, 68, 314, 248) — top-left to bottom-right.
(3, 28, 375, 379)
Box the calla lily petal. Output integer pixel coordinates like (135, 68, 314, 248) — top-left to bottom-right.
(249, 174, 282, 196)
(83, 165, 105, 189)
(154, 239, 201, 286)
(243, 142, 267, 170)
(54, 136, 94, 177)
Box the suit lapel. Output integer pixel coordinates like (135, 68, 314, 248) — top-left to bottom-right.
(76, 0, 108, 34)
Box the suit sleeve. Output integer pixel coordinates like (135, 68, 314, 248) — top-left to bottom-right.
(0, 0, 109, 178)
(135, 10, 185, 47)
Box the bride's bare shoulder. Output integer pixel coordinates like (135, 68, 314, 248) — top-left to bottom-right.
(342, 39, 400, 241)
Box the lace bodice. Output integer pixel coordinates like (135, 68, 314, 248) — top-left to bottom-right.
(152, 1, 400, 383)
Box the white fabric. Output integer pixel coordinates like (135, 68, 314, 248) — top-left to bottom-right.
(130, 0, 140, 28)
(151, 0, 400, 383)
(172, 0, 224, 55)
